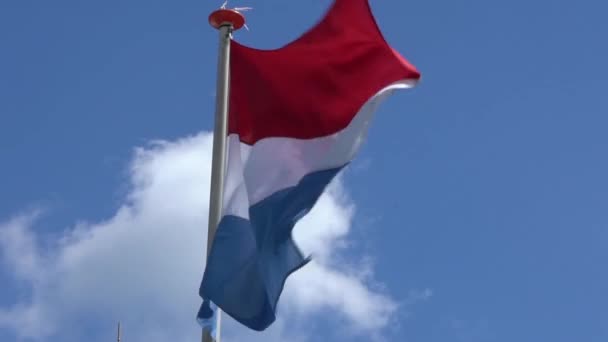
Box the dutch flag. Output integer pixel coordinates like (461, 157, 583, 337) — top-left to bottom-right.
(198, 0, 421, 332)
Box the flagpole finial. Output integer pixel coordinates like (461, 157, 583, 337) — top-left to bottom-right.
(209, 8, 246, 30)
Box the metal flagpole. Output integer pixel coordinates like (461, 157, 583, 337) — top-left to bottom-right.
(203, 7, 246, 342)
(116, 322, 121, 342)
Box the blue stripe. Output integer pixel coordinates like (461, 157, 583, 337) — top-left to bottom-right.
(198, 165, 345, 331)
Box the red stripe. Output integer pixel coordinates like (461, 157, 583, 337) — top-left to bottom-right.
(228, 0, 421, 145)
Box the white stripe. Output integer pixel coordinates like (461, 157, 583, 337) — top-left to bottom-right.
(221, 79, 416, 219)
(221, 134, 250, 219)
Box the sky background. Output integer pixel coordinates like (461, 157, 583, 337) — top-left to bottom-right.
(1, 0, 608, 341)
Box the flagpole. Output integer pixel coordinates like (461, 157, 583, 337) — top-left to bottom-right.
(203, 7, 246, 342)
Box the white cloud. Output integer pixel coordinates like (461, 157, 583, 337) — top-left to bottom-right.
(0, 132, 405, 342)
(0, 213, 42, 281)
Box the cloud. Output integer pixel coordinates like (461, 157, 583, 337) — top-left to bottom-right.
(0, 213, 42, 281)
(0, 132, 402, 342)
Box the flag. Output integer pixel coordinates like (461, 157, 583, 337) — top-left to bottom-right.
(198, 0, 421, 331)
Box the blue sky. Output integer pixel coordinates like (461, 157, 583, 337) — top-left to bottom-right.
(1, 0, 608, 341)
